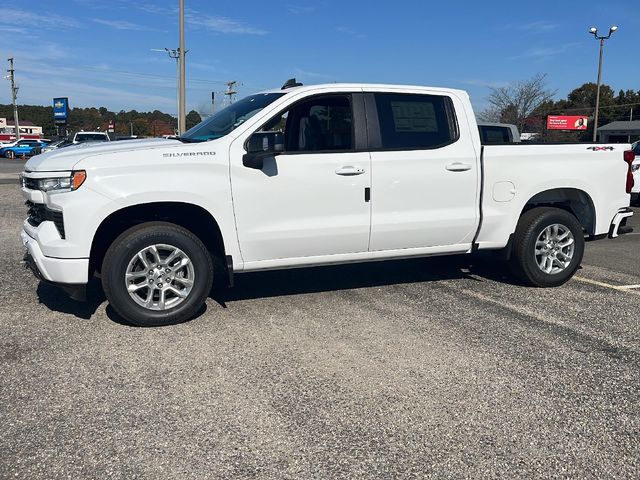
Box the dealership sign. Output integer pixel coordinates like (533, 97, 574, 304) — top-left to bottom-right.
(547, 115, 589, 130)
(53, 97, 69, 124)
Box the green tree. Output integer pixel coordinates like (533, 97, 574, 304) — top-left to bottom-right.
(185, 110, 202, 130)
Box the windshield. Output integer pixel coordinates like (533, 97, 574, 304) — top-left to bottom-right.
(181, 93, 285, 142)
(76, 133, 109, 142)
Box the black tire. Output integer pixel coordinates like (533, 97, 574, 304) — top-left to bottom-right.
(509, 207, 585, 287)
(5, 150, 15, 159)
(102, 222, 214, 326)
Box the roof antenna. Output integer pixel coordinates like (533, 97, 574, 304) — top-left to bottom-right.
(282, 78, 303, 90)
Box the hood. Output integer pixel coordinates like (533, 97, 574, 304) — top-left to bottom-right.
(24, 138, 183, 172)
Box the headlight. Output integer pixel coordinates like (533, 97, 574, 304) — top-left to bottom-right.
(34, 171, 86, 194)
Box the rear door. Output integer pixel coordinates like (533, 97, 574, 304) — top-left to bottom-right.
(366, 90, 480, 251)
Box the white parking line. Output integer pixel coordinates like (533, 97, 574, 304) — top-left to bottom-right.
(573, 276, 640, 295)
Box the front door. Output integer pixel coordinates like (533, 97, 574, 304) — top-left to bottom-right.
(230, 93, 372, 265)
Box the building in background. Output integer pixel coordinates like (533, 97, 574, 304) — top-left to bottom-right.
(0, 118, 44, 141)
(596, 121, 640, 143)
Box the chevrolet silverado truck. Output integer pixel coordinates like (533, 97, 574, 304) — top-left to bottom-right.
(20, 81, 636, 326)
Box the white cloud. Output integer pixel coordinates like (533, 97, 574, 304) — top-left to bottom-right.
(0, 8, 81, 30)
(287, 5, 316, 15)
(335, 26, 366, 39)
(185, 13, 268, 35)
(510, 42, 581, 60)
(519, 21, 560, 31)
(0, 26, 28, 35)
(462, 79, 510, 89)
(92, 19, 150, 31)
(293, 68, 332, 80)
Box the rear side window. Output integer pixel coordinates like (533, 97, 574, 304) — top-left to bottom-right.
(479, 126, 512, 144)
(374, 93, 458, 150)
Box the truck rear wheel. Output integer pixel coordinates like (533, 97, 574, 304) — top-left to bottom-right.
(5, 150, 15, 159)
(102, 222, 214, 326)
(509, 207, 585, 287)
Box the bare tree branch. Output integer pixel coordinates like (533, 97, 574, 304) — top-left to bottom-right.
(479, 74, 556, 132)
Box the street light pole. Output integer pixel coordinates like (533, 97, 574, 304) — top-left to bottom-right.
(589, 25, 617, 142)
(151, 47, 185, 135)
(178, 0, 186, 134)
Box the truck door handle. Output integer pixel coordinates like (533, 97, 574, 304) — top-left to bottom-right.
(335, 166, 365, 176)
(445, 162, 472, 172)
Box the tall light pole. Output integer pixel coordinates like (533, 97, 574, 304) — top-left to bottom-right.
(152, 47, 181, 132)
(178, 0, 186, 134)
(589, 25, 618, 142)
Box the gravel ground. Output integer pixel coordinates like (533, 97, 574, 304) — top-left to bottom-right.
(1, 159, 638, 479)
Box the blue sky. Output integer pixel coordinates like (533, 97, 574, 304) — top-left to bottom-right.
(0, 0, 638, 116)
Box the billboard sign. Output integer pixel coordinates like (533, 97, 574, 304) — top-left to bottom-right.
(547, 115, 588, 131)
(53, 97, 69, 124)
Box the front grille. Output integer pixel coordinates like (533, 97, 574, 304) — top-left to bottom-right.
(25, 201, 65, 239)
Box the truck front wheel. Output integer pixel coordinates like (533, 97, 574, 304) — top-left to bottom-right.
(509, 207, 585, 287)
(102, 222, 214, 326)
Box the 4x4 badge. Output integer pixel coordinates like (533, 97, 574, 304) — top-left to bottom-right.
(587, 146, 615, 151)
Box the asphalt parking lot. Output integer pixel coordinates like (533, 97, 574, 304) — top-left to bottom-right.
(1, 158, 638, 479)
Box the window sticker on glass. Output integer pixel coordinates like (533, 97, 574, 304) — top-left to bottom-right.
(390, 102, 438, 133)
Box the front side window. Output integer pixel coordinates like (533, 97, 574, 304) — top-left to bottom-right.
(258, 95, 353, 153)
(374, 93, 458, 150)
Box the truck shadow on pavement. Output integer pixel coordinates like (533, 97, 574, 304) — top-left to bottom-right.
(34, 254, 521, 324)
(213, 254, 520, 306)
(36, 278, 106, 320)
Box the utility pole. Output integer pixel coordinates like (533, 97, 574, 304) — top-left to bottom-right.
(224, 81, 238, 105)
(7, 57, 20, 141)
(178, 0, 186, 134)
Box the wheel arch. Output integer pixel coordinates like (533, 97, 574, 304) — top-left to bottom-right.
(89, 202, 226, 275)
(520, 188, 596, 236)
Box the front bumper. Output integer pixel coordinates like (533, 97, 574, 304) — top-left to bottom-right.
(609, 207, 634, 238)
(21, 229, 89, 284)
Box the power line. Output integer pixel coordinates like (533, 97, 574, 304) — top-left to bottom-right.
(539, 101, 640, 115)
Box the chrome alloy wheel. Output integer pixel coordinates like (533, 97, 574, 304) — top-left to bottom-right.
(534, 224, 575, 275)
(125, 244, 195, 311)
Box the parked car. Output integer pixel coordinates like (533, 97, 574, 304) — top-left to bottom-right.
(0, 139, 46, 159)
(20, 81, 635, 326)
(477, 122, 521, 144)
(72, 131, 110, 144)
(42, 139, 73, 153)
(631, 141, 640, 205)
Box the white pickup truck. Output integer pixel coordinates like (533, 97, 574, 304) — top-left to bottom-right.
(20, 81, 636, 326)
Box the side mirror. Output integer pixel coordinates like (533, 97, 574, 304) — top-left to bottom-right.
(243, 131, 284, 170)
(247, 131, 284, 154)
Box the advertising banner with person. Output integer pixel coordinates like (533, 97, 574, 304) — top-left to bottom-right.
(547, 115, 589, 130)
